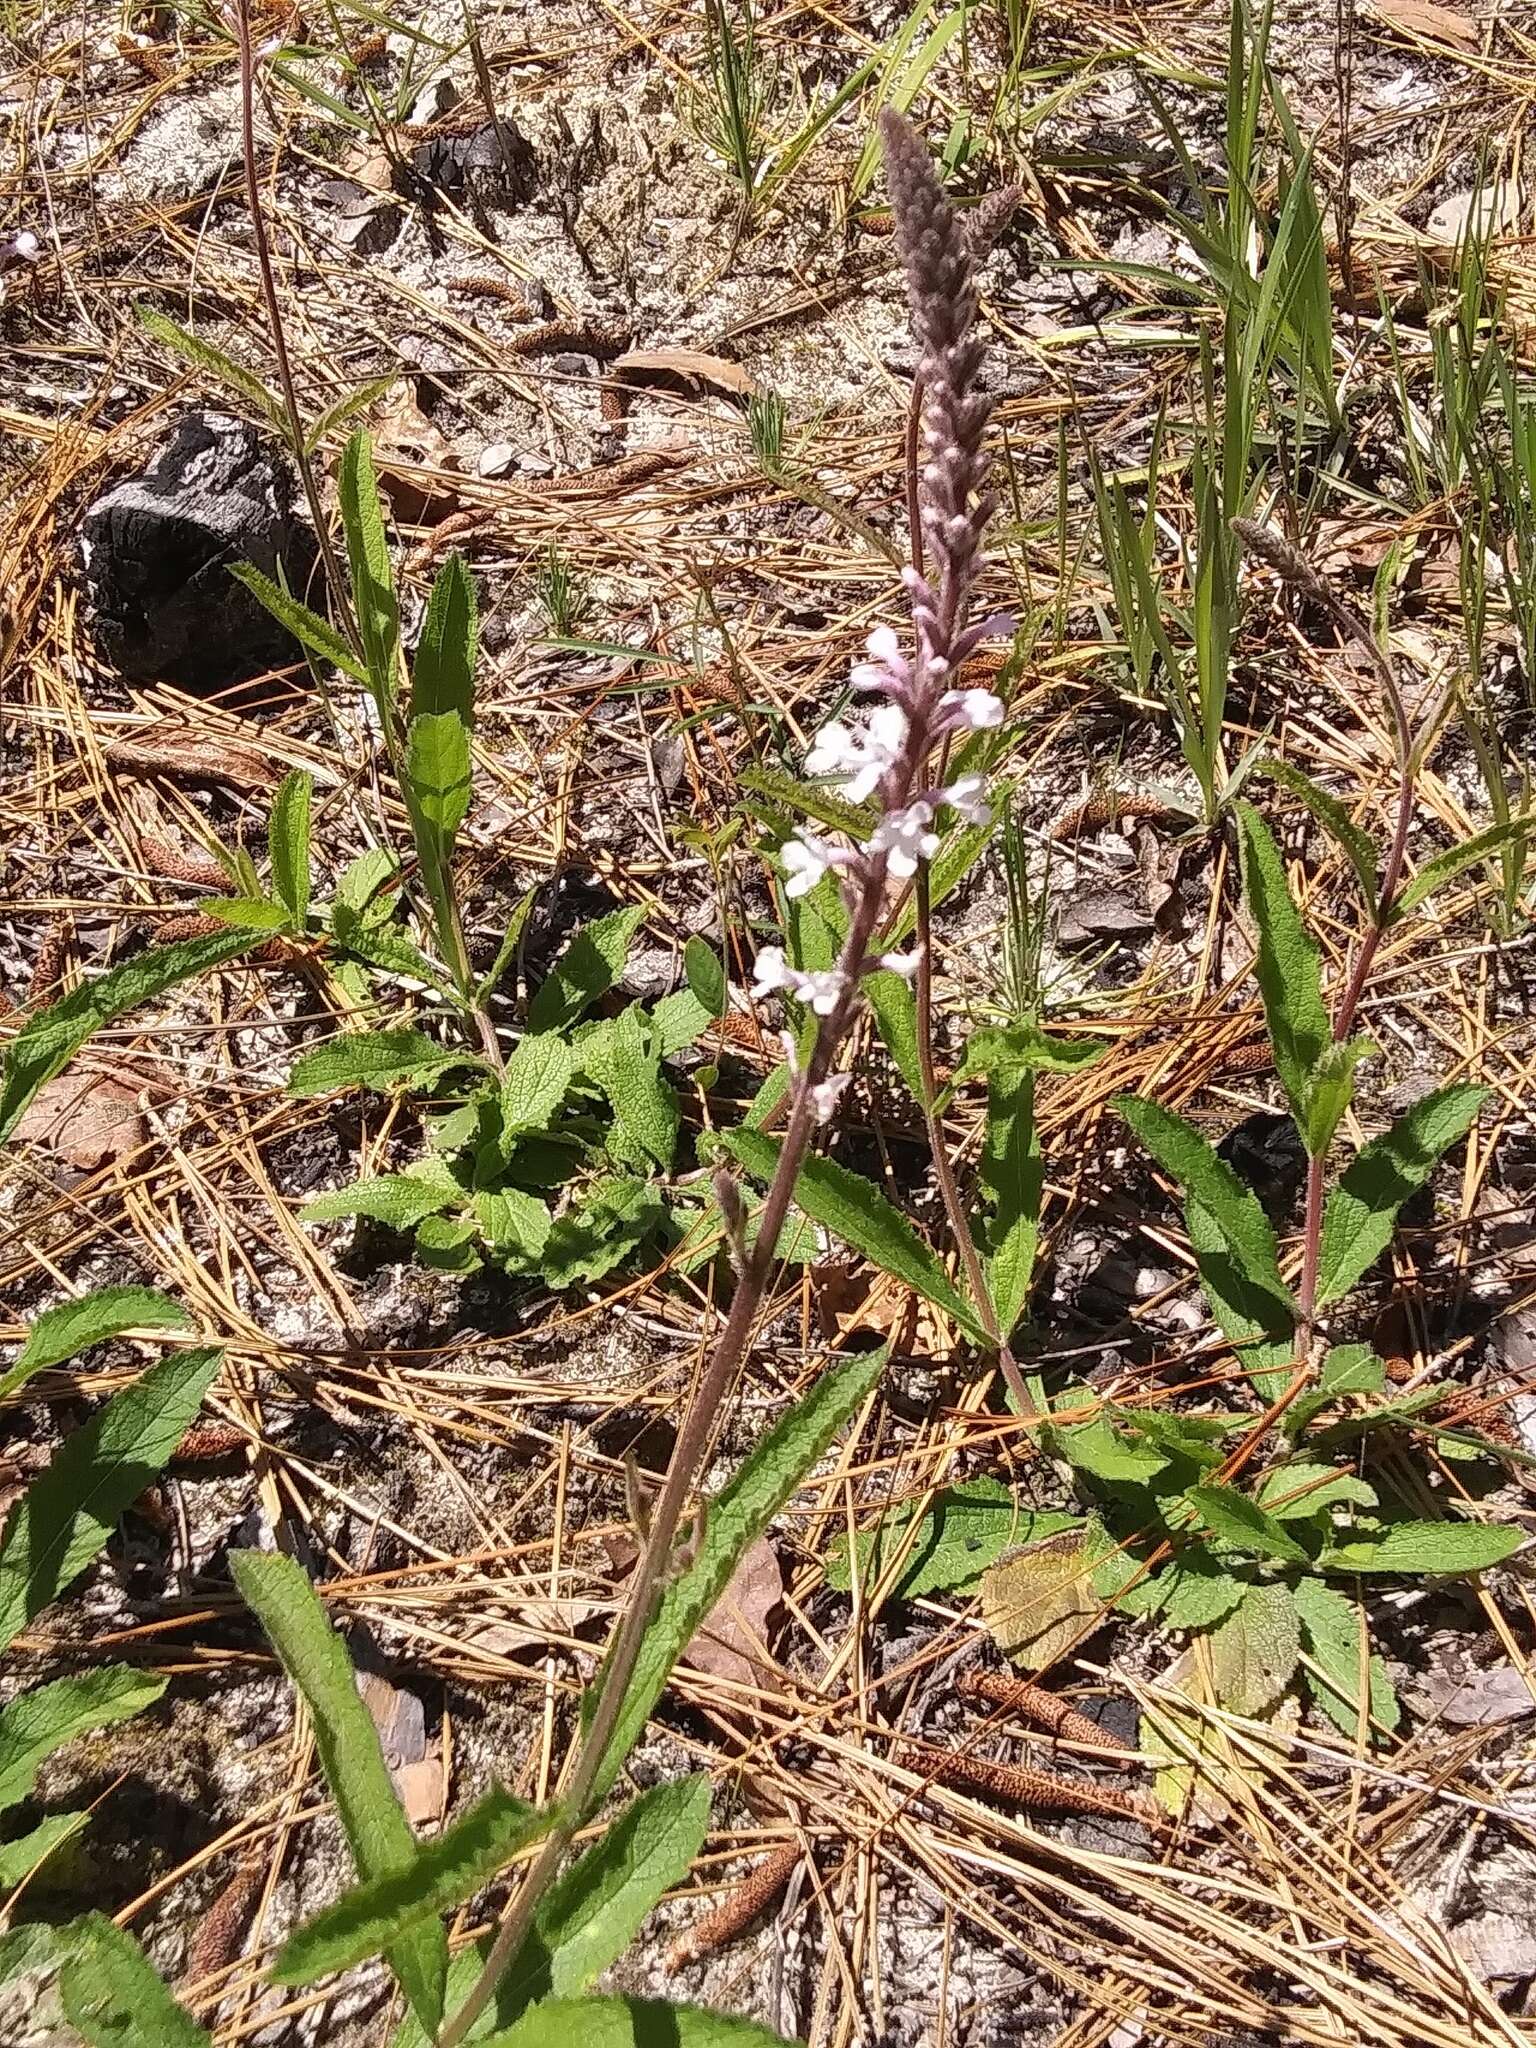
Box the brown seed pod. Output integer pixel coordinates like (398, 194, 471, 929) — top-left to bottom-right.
(665, 1842, 800, 1969)
(27, 916, 72, 1006)
(900, 1740, 1167, 1832)
(140, 832, 228, 890)
(180, 1861, 263, 1994)
(955, 1667, 1119, 1750)
(1048, 790, 1183, 842)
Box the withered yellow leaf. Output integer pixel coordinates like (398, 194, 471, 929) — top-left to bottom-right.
(980, 1529, 1107, 1673)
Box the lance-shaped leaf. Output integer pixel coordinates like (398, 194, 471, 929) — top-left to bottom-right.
(57, 1915, 212, 2048)
(1390, 818, 1536, 922)
(287, 1028, 474, 1097)
(1186, 1483, 1310, 1564)
(476, 1998, 795, 2047)
(981, 1066, 1043, 1343)
(412, 553, 477, 725)
(723, 1129, 987, 1341)
(1315, 1083, 1485, 1305)
(1321, 1519, 1522, 1575)
(1253, 756, 1378, 907)
(339, 429, 399, 715)
(0, 1667, 167, 1812)
(268, 770, 312, 927)
(0, 1287, 189, 1405)
(231, 564, 369, 685)
(1234, 801, 1328, 1128)
(529, 906, 645, 1034)
(1291, 1576, 1400, 1739)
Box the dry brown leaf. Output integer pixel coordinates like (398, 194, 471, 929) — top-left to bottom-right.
(613, 347, 759, 402)
(14, 1071, 144, 1169)
(1371, 0, 1479, 49)
(373, 390, 464, 525)
(341, 141, 395, 193)
(682, 1534, 782, 1695)
(980, 1530, 1107, 1673)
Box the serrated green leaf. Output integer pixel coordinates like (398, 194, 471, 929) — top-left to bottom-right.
(0, 1668, 167, 1813)
(1291, 1576, 1400, 1740)
(406, 709, 472, 847)
(1099, 1550, 1246, 1628)
(738, 765, 875, 840)
(826, 1481, 1070, 1601)
(1117, 1095, 1293, 1324)
(683, 937, 726, 1017)
(1253, 756, 1378, 905)
(723, 1129, 988, 1342)
(1234, 802, 1328, 1125)
(1320, 1344, 1385, 1395)
(587, 1349, 886, 1808)
(980, 1527, 1103, 1672)
(230, 564, 370, 685)
(339, 430, 399, 716)
(1, 1288, 190, 1405)
(1316, 1084, 1486, 1305)
(1051, 1410, 1169, 1483)
(652, 987, 714, 1056)
(1256, 1463, 1376, 1520)
(530, 906, 645, 1035)
(1300, 1036, 1372, 1160)
(1322, 1519, 1523, 1575)
(274, 1783, 552, 1988)
(199, 896, 292, 934)
(500, 1035, 575, 1139)
(540, 1177, 662, 1288)
(472, 1188, 550, 1260)
(502, 1776, 710, 2016)
(477, 1997, 794, 2048)
(302, 1175, 460, 1228)
(954, 1023, 1106, 1084)
(980, 1066, 1041, 1343)
(302, 375, 397, 457)
(58, 1914, 212, 2047)
(415, 1213, 483, 1272)
(0, 929, 257, 1145)
(1391, 817, 1536, 920)
(1207, 1581, 1300, 1716)
(329, 910, 455, 997)
(287, 1028, 474, 1097)
(136, 305, 284, 435)
(229, 1550, 447, 2028)
(0, 1349, 222, 1655)
(594, 1008, 678, 1169)
(1186, 1483, 1310, 1564)
(269, 769, 312, 926)
(413, 553, 477, 726)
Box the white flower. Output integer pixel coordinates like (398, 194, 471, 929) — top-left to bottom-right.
(751, 946, 796, 999)
(938, 687, 1005, 732)
(799, 969, 846, 1016)
(810, 1072, 853, 1123)
(876, 947, 923, 982)
(851, 623, 913, 700)
(805, 704, 907, 803)
(939, 774, 991, 826)
(781, 830, 837, 900)
(866, 799, 939, 879)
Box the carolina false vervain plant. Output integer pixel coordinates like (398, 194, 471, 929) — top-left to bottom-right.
(436, 107, 1015, 2045)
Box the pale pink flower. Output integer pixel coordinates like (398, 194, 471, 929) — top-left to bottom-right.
(781, 830, 839, 900)
(751, 946, 797, 1000)
(939, 774, 991, 826)
(811, 1072, 853, 1122)
(805, 704, 908, 803)
(937, 687, 1005, 732)
(876, 947, 924, 982)
(866, 798, 939, 878)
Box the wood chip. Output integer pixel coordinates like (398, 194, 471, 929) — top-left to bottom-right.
(612, 347, 759, 402)
(1371, 0, 1479, 49)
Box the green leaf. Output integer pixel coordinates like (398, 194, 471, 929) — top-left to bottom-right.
(58, 1914, 212, 2047)
(1, 1288, 190, 1405)
(415, 1213, 483, 1272)
(530, 906, 645, 1035)
(864, 968, 924, 1103)
(723, 1129, 988, 1342)
(500, 1035, 576, 1139)
(303, 375, 397, 457)
(1117, 1095, 1293, 1321)
(0, 929, 256, 1145)
(1186, 1483, 1311, 1564)
(954, 1023, 1106, 1085)
(0, 1348, 222, 1655)
(1256, 1464, 1376, 1520)
(274, 1783, 551, 1988)
(1100, 1550, 1246, 1628)
(738, 764, 875, 840)
(302, 1175, 460, 1229)
(0, 1810, 86, 1884)
(1051, 1409, 1169, 1483)
(1253, 756, 1378, 906)
(287, 1028, 474, 1097)
(136, 305, 284, 435)
(1316, 1084, 1485, 1305)
(594, 1007, 678, 1169)
(413, 553, 477, 725)
(981, 1067, 1042, 1343)
(200, 896, 293, 934)
(0, 1667, 167, 1812)
(1323, 1519, 1523, 1575)
(826, 1482, 1073, 1602)
(1206, 1581, 1301, 1716)
(540, 1176, 663, 1288)
(503, 1776, 710, 2015)
(229, 564, 370, 685)
(339, 430, 399, 716)
(1291, 1576, 1399, 1740)
(1321, 1343, 1384, 1396)
(473, 1188, 550, 1261)
(683, 936, 726, 1017)
(477, 1997, 795, 2048)
(1186, 1198, 1296, 1401)
(229, 1551, 446, 2026)
(1234, 802, 1328, 1126)
(587, 1348, 885, 1808)
(406, 708, 472, 848)
(269, 770, 312, 926)
(652, 987, 714, 1057)
(329, 912, 456, 998)
(1299, 1036, 1372, 1160)
(1391, 817, 1536, 921)
(475, 887, 539, 1008)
